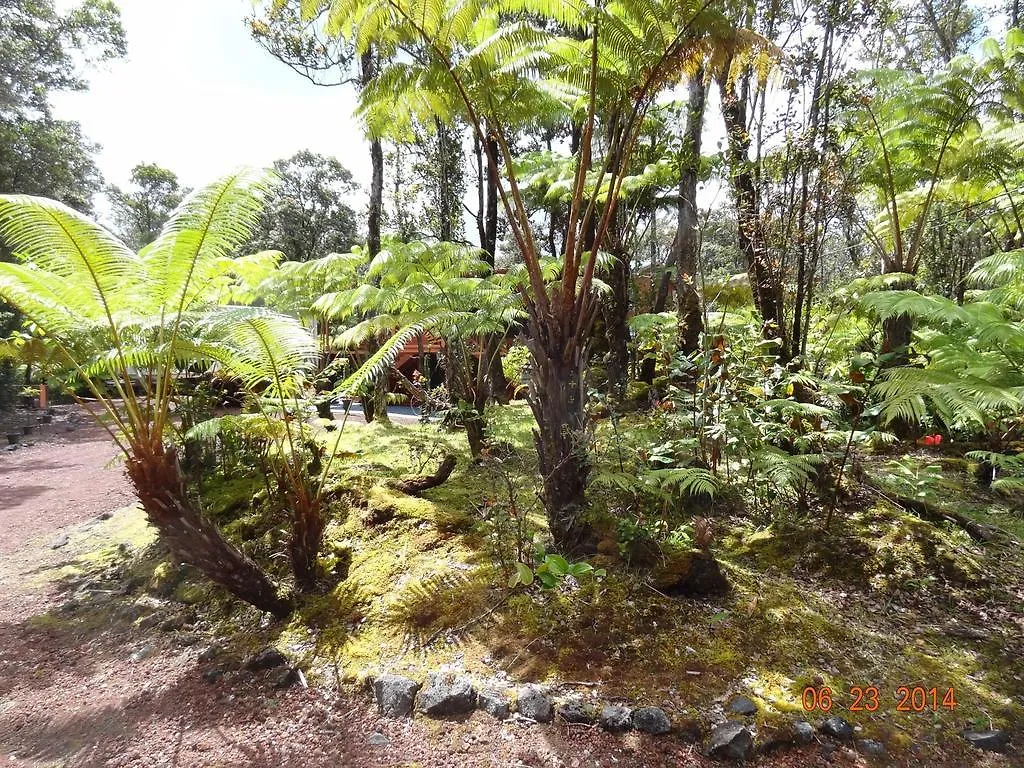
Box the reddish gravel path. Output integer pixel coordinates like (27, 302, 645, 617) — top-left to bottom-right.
(0, 414, 1009, 768)
(0, 419, 133, 624)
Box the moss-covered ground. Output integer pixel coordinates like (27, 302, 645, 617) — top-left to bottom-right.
(59, 405, 1022, 759)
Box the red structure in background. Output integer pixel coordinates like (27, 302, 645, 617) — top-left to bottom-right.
(393, 333, 446, 383)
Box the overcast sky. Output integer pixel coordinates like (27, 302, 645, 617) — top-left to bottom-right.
(51, 0, 369, 200)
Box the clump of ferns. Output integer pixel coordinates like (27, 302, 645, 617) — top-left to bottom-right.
(186, 395, 343, 594)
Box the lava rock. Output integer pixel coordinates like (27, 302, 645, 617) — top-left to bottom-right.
(136, 613, 162, 631)
(706, 721, 755, 762)
(676, 718, 704, 744)
(416, 673, 477, 716)
(728, 696, 758, 716)
(197, 645, 221, 662)
(270, 666, 300, 689)
(962, 729, 1009, 753)
(202, 668, 224, 683)
(856, 739, 886, 757)
(600, 704, 633, 732)
(366, 732, 390, 747)
(160, 615, 186, 632)
(558, 696, 599, 724)
(792, 721, 816, 745)
(655, 551, 731, 598)
(819, 716, 855, 741)
(516, 684, 553, 722)
(129, 644, 155, 663)
(631, 706, 671, 735)
(478, 688, 510, 720)
(245, 647, 287, 671)
(373, 674, 421, 718)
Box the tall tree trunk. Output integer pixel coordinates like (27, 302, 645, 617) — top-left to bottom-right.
(478, 133, 510, 403)
(676, 71, 707, 357)
(433, 118, 462, 241)
(650, 211, 672, 315)
(719, 70, 787, 359)
(640, 212, 663, 384)
(126, 445, 291, 617)
(362, 48, 390, 424)
(591, 117, 629, 397)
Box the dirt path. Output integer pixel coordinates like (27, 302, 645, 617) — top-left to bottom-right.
(0, 418, 133, 625)
(0, 414, 1003, 768)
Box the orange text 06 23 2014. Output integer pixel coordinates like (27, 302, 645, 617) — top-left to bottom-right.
(801, 686, 958, 713)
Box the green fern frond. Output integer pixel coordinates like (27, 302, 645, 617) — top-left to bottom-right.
(143, 168, 276, 316)
(643, 466, 719, 497)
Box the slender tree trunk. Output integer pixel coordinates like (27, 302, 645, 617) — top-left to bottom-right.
(362, 49, 390, 424)
(790, 25, 834, 365)
(478, 133, 510, 403)
(640, 212, 663, 384)
(126, 445, 291, 617)
(650, 212, 672, 315)
(719, 70, 786, 358)
(676, 72, 707, 357)
(602, 221, 630, 397)
(433, 118, 462, 240)
(587, 118, 629, 397)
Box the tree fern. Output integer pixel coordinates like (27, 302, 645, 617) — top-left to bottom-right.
(0, 172, 320, 615)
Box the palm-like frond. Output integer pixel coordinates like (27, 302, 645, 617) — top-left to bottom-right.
(141, 168, 276, 317)
(0, 195, 138, 324)
(643, 466, 720, 498)
(199, 306, 318, 399)
(752, 450, 825, 493)
(337, 318, 442, 393)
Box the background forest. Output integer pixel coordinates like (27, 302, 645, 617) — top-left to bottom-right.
(1, 0, 1023, 764)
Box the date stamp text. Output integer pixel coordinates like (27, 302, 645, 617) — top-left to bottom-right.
(801, 686, 957, 713)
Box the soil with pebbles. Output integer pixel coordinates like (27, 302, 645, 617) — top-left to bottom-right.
(0, 410, 1012, 767)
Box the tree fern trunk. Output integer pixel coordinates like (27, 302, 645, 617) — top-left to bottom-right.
(527, 320, 593, 553)
(880, 273, 914, 367)
(289, 495, 325, 592)
(126, 445, 291, 617)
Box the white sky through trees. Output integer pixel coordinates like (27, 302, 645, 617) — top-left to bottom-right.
(51, 0, 369, 210)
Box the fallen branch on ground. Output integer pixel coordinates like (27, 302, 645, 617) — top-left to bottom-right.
(866, 483, 998, 542)
(392, 454, 457, 496)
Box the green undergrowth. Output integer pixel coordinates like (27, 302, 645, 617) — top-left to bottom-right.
(64, 405, 1020, 754)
